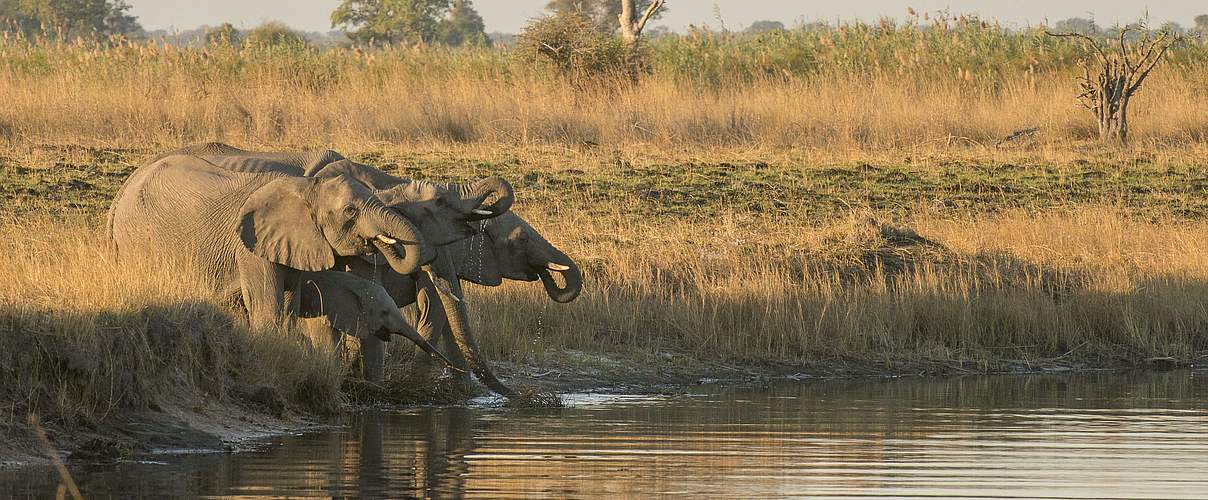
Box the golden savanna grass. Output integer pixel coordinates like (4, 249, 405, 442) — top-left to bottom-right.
(0, 24, 1206, 152)
(473, 206, 1208, 371)
(0, 218, 344, 427)
(2, 19, 1208, 422)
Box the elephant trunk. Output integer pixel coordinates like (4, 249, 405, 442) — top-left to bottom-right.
(424, 263, 516, 397)
(538, 249, 583, 303)
(367, 204, 432, 276)
(457, 177, 514, 221)
(394, 329, 464, 374)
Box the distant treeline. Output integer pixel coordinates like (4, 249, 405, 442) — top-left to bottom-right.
(4, 13, 1206, 88)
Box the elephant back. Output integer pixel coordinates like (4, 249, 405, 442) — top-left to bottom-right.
(144, 142, 347, 175)
(109, 155, 277, 288)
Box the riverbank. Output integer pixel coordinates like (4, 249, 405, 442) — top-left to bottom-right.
(6, 351, 1203, 471)
(4, 142, 1208, 466)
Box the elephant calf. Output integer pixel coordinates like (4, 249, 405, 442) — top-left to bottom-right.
(297, 270, 459, 380)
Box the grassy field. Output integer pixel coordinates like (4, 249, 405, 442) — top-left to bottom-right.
(1, 22, 1207, 150)
(4, 144, 1208, 375)
(2, 21, 1208, 429)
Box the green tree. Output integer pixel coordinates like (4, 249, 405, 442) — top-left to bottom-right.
(1195, 15, 1208, 32)
(204, 22, 240, 46)
(243, 21, 306, 47)
(745, 20, 784, 34)
(0, 1, 38, 33)
(331, 0, 451, 46)
(1053, 17, 1097, 35)
(1, 0, 140, 37)
(439, 0, 486, 46)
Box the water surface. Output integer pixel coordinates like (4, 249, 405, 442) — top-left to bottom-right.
(4, 370, 1207, 498)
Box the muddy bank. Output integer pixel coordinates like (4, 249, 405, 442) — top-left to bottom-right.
(5, 348, 1203, 471)
(1, 395, 330, 471)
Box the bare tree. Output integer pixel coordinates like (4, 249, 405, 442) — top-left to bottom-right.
(618, 0, 665, 47)
(1046, 26, 1181, 144)
(616, 0, 665, 77)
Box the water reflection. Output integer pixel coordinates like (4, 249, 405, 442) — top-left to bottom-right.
(3, 370, 1207, 498)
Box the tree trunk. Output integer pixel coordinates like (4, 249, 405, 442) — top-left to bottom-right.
(1117, 96, 1130, 145)
(618, 0, 639, 46)
(617, 0, 666, 78)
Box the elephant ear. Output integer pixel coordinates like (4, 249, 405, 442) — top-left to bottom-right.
(312, 159, 404, 190)
(237, 177, 335, 272)
(445, 232, 503, 286)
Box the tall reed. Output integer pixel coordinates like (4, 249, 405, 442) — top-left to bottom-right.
(1, 21, 1205, 151)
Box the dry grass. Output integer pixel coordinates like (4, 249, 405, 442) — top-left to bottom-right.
(2, 23, 1207, 422)
(471, 207, 1208, 370)
(2, 66, 1205, 152)
(0, 217, 345, 427)
(0, 29, 1205, 153)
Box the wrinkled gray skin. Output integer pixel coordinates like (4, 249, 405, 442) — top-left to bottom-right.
(387, 210, 583, 390)
(107, 154, 432, 332)
(166, 143, 521, 395)
(297, 270, 461, 380)
(151, 143, 514, 248)
(445, 211, 583, 303)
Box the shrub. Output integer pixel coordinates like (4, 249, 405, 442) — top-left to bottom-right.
(515, 12, 627, 82)
(243, 21, 307, 49)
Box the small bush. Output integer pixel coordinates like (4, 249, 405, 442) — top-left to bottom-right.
(515, 12, 627, 83)
(243, 21, 307, 49)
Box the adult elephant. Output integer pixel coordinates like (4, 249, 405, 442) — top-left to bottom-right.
(388, 210, 583, 385)
(143, 142, 514, 246)
(156, 144, 520, 396)
(108, 154, 432, 332)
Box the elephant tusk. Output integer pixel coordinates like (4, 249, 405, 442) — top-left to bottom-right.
(374, 234, 398, 245)
(547, 263, 571, 272)
(472, 209, 493, 215)
(422, 265, 461, 303)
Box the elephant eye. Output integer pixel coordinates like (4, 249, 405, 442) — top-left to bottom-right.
(342, 205, 359, 219)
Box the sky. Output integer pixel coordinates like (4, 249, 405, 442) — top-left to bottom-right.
(127, 1, 1208, 34)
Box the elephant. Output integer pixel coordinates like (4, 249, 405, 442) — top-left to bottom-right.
(147, 144, 521, 396)
(296, 270, 462, 380)
(141, 143, 515, 248)
(365, 210, 583, 388)
(107, 153, 432, 332)
(444, 211, 583, 304)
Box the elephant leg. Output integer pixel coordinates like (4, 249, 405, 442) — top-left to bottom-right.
(404, 277, 469, 384)
(361, 337, 385, 383)
(237, 252, 289, 332)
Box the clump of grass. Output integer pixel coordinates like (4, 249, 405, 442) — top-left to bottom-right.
(0, 217, 345, 429)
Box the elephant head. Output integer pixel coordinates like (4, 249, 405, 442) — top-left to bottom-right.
(299, 271, 459, 369)
(449, 212, 583, 303)
(237, 174, 433, 276)
(315, 161, 515, 247)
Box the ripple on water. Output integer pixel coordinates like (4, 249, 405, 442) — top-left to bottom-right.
(2, 371, 1206, 498)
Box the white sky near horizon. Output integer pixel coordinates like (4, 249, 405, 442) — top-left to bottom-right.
(127, 1, 1207, 34)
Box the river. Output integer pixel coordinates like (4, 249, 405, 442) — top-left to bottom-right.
(3, 370, 1207, 498)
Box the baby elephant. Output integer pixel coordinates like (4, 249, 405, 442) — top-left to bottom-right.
(297, 270, 460, 380)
